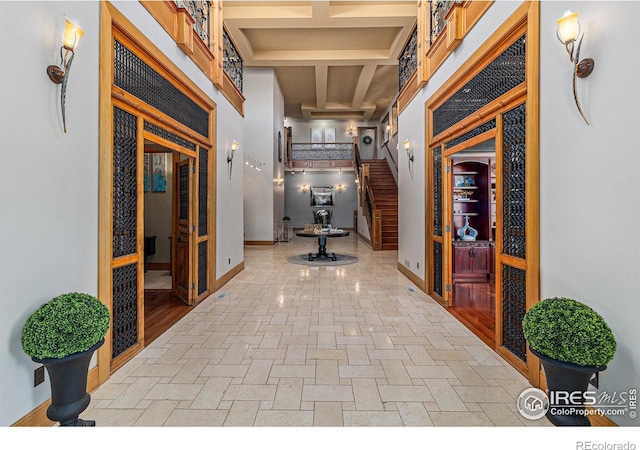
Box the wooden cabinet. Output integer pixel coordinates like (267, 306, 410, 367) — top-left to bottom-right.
(453, 242, 494, 278)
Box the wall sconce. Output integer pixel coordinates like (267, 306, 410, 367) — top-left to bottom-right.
(301, 184, 308, 193)
(277, 178, 284, 187)
(403, 139, 414, 178)
(386, 124, 392, 135)
(227, 140, 239, 179)
(335, 184, 345, 192)
(556, 10, 595, 125)
(347, 125, 356, 136)
(47, 16, 84, 133)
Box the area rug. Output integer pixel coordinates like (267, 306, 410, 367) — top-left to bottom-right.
(287, 254, 359, 266)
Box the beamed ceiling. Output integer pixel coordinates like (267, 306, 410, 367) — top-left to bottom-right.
(223, 1, 417, 121)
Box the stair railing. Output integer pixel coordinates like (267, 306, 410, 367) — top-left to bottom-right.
(354, 141, 383, 250)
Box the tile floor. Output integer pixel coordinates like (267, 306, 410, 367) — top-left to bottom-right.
(85, 234, 549, 427)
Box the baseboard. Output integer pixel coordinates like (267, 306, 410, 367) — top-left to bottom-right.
(215, 261, 244, 291)
(145, 262, 170, 271)
(244, 240, 275, 245)
(356, 232, 372, 247)
(12, 365, 100, 427)
(397, 262, 427, 292)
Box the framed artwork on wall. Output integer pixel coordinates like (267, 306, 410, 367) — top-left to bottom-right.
(392, 104, 398, 136)
(311, 128, 323, 143)
(310, 187, 335, 206)
(152, 154, 167, 192)
(324, 128, 335, 143)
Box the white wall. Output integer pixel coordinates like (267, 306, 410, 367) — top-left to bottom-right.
(243, 68, 280, 241)
(0, 0, 246, 425)
(284, 171, 357, 229)
(272, 75, 286, 237)
(539, 1, 640, 426)
(0, 1, 100, 426)
(144, 155, 174, 264)
(398, 0, 640, 426)
(397, 0, 520, 282)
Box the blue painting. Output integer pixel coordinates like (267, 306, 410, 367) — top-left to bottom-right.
(152, 154, 167, 192)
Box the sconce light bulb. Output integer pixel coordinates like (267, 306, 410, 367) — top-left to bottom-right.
(231, 140, 239, 152)
(62, 17, 84, 51)
(403, 140, 411, 151)
(557, 10, 580, 44)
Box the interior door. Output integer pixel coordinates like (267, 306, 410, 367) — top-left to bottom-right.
(174, 158, 194, 305)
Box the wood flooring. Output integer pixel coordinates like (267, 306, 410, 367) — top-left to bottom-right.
(450, 279, 496, 347)
(144, 289, 193, 345)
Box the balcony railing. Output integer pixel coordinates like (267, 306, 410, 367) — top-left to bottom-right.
(176, 1, 210, 46)
(291, 143, 353, 160)
(430, 1, 462, 44)
(399, 25, 417, 92)
(223, 27, 243, 93)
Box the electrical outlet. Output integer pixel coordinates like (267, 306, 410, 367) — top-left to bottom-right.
(34, 366, 45, 387)
(404, 258, 410, 268)
(417, 262, 420, 269)
(228, 258, 231, 265)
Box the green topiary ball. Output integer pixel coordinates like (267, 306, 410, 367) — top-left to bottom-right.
(522, 297, 616, 368)
(21, 292, 110, 360)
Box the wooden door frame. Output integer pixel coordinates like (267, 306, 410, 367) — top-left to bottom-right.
(98, 2, 217, 384)
(424, 1, 540, 385)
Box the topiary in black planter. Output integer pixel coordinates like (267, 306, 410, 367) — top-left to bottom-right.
(33, 339, 104, 426)
(22, 292, 110, 427)
(523, 297, 616, 426)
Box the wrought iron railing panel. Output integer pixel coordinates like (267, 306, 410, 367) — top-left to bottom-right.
(433, 34, 526, 136)
(432, 146, 443, 237)
(502, 264, 527, 362)
(502, 103, 527, 259)
(198, 241, 207, 296)
(176, 1, 210, 46)
(430, 1, 462, 44)
(144, 121, 197, 151)
(198, 147, 208, 237)
(113, 107, 137, 259)
(179, 164, 189, 221)
(112, 263, 138, 358)
(399, 25, 417, 92)
(291, 143, 353, 160)
(433, 241, 443, 297)
(223, 27, 243, 93)
(114, 39, 209, 138)
(444, 119, 496, 150)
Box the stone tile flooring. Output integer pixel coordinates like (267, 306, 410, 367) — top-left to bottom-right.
(85, 234, 549, 427)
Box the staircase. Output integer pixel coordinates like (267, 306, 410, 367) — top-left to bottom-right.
(363, 159, 398, 250)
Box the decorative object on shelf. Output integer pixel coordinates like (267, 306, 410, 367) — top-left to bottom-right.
(454, 174, 476, 187)
(21, 292, 110, 426)
(523, 297, 616, 426)
(346, 124, 357, 136)
(227, 140, 239, 179)
(46, 16, 84, 133)
(453, 190, 473, 200)
(457, 215, 478, 241)
(556, 10, 595, 125)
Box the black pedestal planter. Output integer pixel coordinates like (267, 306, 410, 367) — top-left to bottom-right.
(530, 346, 604, 427)
(33, 339, 104, 426)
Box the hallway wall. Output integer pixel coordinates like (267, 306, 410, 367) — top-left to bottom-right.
(0, 0, 101, 426)
(397, 0, 640, 426)
(0, 0, 246, 426)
